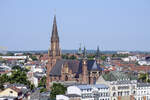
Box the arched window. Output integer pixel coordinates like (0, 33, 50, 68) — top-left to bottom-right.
(65, 75, 68, 81)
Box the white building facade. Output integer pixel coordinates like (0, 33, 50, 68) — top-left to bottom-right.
(67, 84, 110, 100)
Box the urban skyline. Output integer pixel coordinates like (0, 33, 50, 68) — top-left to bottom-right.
(1, 1, 150, 100)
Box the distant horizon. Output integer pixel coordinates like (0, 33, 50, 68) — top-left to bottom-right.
(0, 0, 150, 51)
(7, 49, 150, 52)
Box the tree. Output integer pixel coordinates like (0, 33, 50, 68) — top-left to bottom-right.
(69, 55, 77, 60)
(0, 74, 9, 90)
(50, 83, 67, 99)
(38, 76, 46, 88)
(9, 70, 34, 90)
(5, 52, 14, 56)
(112, 54, 129, 58)
(12, 65, 29, 72)
(38, 76, 47, 93)
(0, 69, 34, 90)
(61, 54, 69, 59)
(138, 73, 149, 82)
(0, 53, 3, 56)
(0, 83, 4, 90)
(101, 55, 107, 61)
(87, 54, 95, 60)
(40, 88, 47, 93)
(30, 55, 38, 61)
(12, 65, 22, 70)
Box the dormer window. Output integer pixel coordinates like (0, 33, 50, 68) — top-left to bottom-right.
(10, 91, 13, 93)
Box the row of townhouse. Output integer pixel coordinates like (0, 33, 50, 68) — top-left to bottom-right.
(57, 83, 150, 100)
(57, 84, 110, 100)
(57, 71, 150, 100)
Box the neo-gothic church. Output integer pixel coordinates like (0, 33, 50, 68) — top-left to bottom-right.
(46, 16, 102, 89)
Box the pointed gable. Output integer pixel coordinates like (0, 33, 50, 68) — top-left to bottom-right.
(76, 60, 102, 76)
(90, 60, 102, 71)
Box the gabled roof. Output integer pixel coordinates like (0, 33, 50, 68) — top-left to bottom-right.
(50, 59, 80, 76)
(78, 60, 102, 73)
(90, 60, 102, 71)
(75, 60, 102, 78)
(50, 59, 102, 77)
(102, 71, 137, 81)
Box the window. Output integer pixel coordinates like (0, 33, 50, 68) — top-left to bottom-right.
(10, 91, 13, 93)
(112, 86, 115, 91)
(113, 92, 116, 96)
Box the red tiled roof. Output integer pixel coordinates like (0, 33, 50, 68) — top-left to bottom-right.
(130, 66, 150, 71)
(9, 86, 21, 93)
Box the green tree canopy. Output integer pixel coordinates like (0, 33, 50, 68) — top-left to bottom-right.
(50, 83, 67, 99)
(38, 76, 46, 88)
(101, 55, 107, 61)
(30, 55, 38, 61)
(5, 52, 14, 56)
(0, 74, 9, 90)
(0, 69, 34, 90)
(69, 55, 77, 60)
(138, 73, 148, 82)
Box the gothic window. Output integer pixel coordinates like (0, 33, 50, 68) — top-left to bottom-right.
(65, 75, 68, 81)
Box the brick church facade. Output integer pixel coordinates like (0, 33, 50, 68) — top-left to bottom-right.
(46, 16, 102, 89)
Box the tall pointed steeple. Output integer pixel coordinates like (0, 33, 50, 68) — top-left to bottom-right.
(51, 15, 59, 42)
(96, 46, 100, 59)
(49, 15, 61, 58)
(83, 46, 87, 59)
(78, 43, 82, 54)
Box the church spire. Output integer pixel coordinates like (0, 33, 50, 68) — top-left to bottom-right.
(51, 15, 59, 42)
(83, 46, 87, 59)
(49, 15, 61, 58)
(96, 46, 100, 59)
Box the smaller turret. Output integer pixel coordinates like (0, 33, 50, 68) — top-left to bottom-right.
(96, 46, 101, 64)
(83, 46, 87, 59)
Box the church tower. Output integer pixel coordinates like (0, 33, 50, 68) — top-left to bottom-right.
(82, 47, 88, 84)
(46, 15, 61, 90)
(96, 46, 101, 64)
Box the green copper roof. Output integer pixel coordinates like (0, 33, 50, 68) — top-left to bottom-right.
(102, 71, 137, 81)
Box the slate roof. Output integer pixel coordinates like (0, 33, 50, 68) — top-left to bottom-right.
(77, 60, 102, 74)
(50, 60, 64, 76)
(90, 61, 102, 71)
(50, 59, 102, 76)
(76, 84, 109, 90)
(50, 59, 80, 76)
